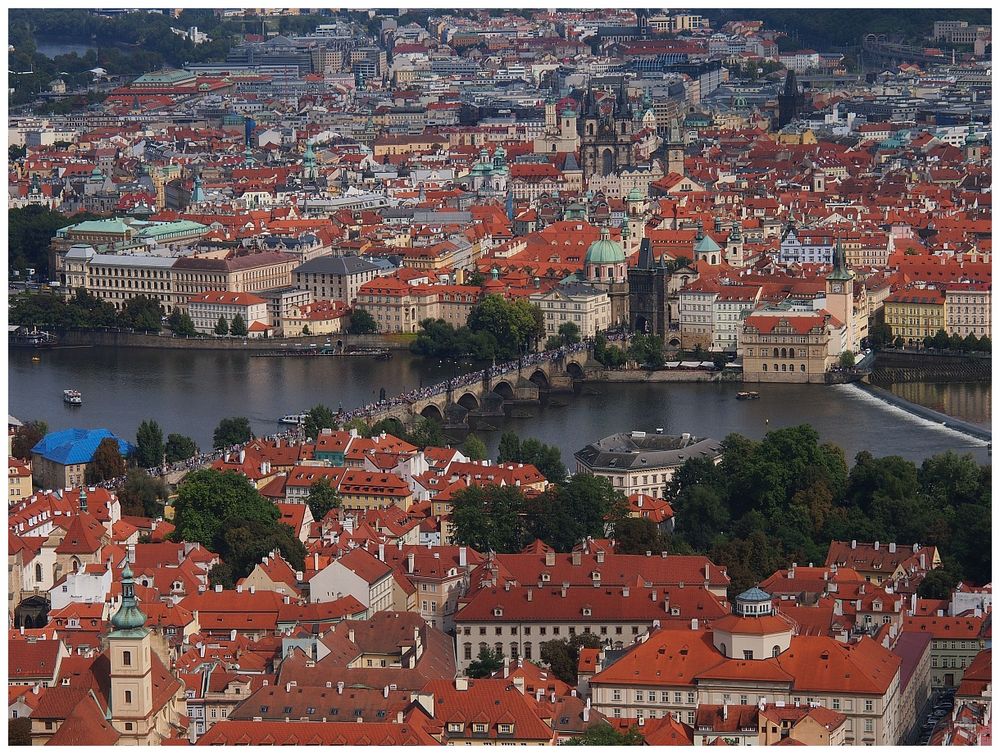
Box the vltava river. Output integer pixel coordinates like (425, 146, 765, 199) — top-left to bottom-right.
(8, 347, 990, 465)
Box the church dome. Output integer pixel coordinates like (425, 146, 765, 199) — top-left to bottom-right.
(693, 232, 722, 255)
(627, 187, 644, 202)
(585, 226, 626, 266)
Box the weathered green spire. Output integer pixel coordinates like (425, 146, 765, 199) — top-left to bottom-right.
(110, 562, 147, 631)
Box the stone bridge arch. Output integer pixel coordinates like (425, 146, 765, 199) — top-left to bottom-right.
(528, 369, 550, 390)
(456, 392, 481, 412)
(492, 380, 515, 400)
(419, 403, 445, 423)
(566, 361, 586, 380)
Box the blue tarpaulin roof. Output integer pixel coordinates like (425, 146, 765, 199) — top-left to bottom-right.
(31, 428, 135, 465)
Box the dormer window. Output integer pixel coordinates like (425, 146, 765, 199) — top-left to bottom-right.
(472, 723, 488, 734)
(541, 573, 551, 582)
(447, 722, 464, 733)
(582, 607, 592, 616)
(493, 607, 503, 617)
(498, 723, 514, 735)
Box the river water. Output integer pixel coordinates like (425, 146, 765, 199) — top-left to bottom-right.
(8, 347, 991, 466)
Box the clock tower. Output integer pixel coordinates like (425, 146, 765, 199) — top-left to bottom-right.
(826, 239, 855, 349)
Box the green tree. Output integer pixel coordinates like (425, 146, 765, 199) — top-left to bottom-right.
(529, 474, 625, 550)
(116, 468, 167, 518)
(172, 469, 279, 546)
(167, 309, 197, 337)
(134, 419, 164, 468)
(917, 567, 960, 600)
(86, 437, 128, 483)
(557, 321, 581, 346)
(563, 723, 645, 746)
(348, 308, 378, 334)
(164, 433, 198, 463)
(628, 333, 665, 368)
(928, 328, 950, 350)
(976, 335, 990, 352)
(674, 485, 730, 551)
(303, 404, 338, 440)
(215, 517, 306, 583)
(948, 333, 963, 351)
(540, 633, 603, 685)
(613, 517, 671, 555)
(214, 315, 229, 336)
(306, 478, 341, 522)
(468, 294, 541, 359)
(230, 313, 248, 337)
(407, 417, 446, 448)
(212, 416, 253, 449)
(594, 334, 627, 369)
(545, 335, 564, 351)
(518, 438, 566, 484)
(301, 324, 311, 336)
(462, 433, 488, 461)
(464, 270, 486, 287)
(893, 335, 904, 349)
(498, 432, 521, 463)
(868, 321, 893, 348)
(9, 717, 31, 746)
(11, 420, 47, 459)
(451, 484, 529, 553)
(839, 350, 855, 368)
(961, 332, 979, 351)
(466, 646, 504, 678)
(120, 295, 163, 332)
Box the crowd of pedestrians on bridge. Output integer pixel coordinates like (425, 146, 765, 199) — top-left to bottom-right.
(93, 335, 627, 490)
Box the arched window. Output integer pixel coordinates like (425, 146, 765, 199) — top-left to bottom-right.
(35, 563, 43, 583)
(772, 645, 781, 657)
(463, 643, 472, 660)
(524, 642, 532, 660)
(762, 363, 767, 371)
(494, 642, 503, 656)
(773, 348, 779, 358)
(510, 642, 519, 659)
(788, 347, 795, 358)
(780, 347, 787, 358)
(801, 364, 806, 372)
(781, 364, 787, 372)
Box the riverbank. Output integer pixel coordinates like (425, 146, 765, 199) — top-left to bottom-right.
(855, 380, 991, 443)
(51, 330, 413, 351)
(588, 368, 737, 383)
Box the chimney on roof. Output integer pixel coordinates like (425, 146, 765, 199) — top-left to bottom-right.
(503, 657, 510, 678)
(637, 716, 645, 727)
(383, 685, 390, 698)
(596, 550, 605, 564)
(912, 543, 919, 553)
(237, 585, 243, 593)
(691, 618, 699, 630)
(874, 541, 880, 551)
(459, 546, 467, 568)
(455, 677, 468, 691)
(313, 553, 319, 571)
(378, 543, 385, 562)
(851, 540, 857, 549)
(561, 583, 568, 598)
(545, 550, 556, 567)
(535, 688, 544, 702)
(407, 552, 415, 573)
(239, 449, 246, 464)
(889, 542, 896, 554)
(348, 628, 355, 643)
(337, 681, 344, 694)
(215, 584, 223, 593)
(919, 554, 926, 570)
(723, 703, 729, 720)
(527, 588, 533, 602)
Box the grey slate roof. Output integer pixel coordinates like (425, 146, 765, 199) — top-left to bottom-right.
(293, 255, 380, 277)
(574, 432, 722, 472)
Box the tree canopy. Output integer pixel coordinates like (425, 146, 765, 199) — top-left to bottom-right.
(213, 417, 253, 449)
(347, 308, 378, 334)
(86, 437, 127, 483)
(660, 426, 991, 593)
(165, 433, 198, 463)
(303, 404, 338, 441)
(134, 419, 164, 468)
(172, 469, 279, 547)
(306, 478, 341, 522)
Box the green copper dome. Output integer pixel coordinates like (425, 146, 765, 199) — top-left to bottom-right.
(627, 187, 644, 202)
(693, 232, 721, 255)
(585, 226, 626, 265)
(110, 562, 147, 631)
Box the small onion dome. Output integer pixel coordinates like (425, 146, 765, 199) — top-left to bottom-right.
(110, 562, 147, 631)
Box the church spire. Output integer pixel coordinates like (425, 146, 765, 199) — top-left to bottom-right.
(828, 238, 853, 281)
(110, 562, 147, 632)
